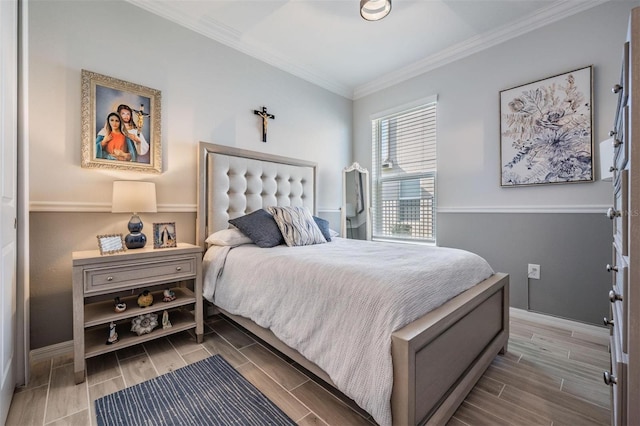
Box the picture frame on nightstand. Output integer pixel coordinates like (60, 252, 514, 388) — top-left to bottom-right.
(96, 234, 126, 255)
(153, 222, 177, 249)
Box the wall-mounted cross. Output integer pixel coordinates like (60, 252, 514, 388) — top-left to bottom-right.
(253, 106, 275, 143)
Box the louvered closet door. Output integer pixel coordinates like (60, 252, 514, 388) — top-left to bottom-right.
(605, 8, 640, 426)
(625, 8, 640, 425)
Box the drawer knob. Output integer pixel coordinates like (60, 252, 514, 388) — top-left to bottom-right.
(175, 266, 182, 271)
(603, 371, 618, 386)
(107, 276, 114, 281)
(607, 264, 619, 272)
(606, 208, 621, 219)
(613, 138, 623, 148)
(603, 317, 614, 327)
(612, 84, 623, 94)
(609, 290, 623, 302)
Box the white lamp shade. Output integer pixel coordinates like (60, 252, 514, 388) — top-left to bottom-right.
(599, 138, 614, 182)
(360, 0, 391, 21)
(112, 181, 157, 213)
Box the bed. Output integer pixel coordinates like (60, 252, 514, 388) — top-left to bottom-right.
(196, 142, 509, 426)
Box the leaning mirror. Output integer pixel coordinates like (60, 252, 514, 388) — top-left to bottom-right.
(341, 162, 371, 240)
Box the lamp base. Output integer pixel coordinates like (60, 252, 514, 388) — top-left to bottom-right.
(125, 214, 147, 249)
(124, 232, 147, 249)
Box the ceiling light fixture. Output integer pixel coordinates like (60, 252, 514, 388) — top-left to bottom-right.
(360, 0, 391, 21)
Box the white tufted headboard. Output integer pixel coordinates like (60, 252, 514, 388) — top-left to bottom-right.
(196, 142, 317, 247)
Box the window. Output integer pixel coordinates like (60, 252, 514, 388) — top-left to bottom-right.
(371, 98, 437, 243)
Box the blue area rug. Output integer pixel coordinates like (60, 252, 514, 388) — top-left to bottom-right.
(95, 354, 297, 426)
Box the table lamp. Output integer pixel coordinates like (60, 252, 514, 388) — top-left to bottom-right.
(111, 181, 157, 249)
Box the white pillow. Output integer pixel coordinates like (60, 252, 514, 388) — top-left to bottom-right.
(267, 206, 327, 247)
(205, 228, 253, 247)
(329, 228, 339, 238)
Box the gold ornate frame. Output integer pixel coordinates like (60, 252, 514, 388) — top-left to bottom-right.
(81, 69, 162, 173)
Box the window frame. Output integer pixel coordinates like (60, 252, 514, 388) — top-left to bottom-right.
(370, 96, 438, 244)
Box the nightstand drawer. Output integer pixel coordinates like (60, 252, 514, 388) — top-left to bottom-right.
(84, 256, 196, 295)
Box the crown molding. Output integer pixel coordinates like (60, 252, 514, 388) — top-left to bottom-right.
(126, 0, 608, 101)
(353, 0, 609, 99)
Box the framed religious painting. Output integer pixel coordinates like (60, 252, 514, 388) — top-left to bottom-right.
(81, 69, 162, 173)
(153, 222, 177, 249)
(499, 66, 593, 187)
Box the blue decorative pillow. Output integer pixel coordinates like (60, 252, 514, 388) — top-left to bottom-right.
(313, 216, 332, 242)
(228, 209, 284, 248)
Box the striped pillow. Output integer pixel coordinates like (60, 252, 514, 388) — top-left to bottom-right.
(267, 206, 327, 247)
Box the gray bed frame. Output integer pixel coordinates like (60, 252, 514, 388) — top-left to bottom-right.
(196, 142, 509, 425)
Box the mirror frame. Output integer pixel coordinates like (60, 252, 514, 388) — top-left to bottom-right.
(341, 162, 371, 240)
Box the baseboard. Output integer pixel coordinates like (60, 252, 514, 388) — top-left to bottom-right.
(30, 340, 73, 363)
(30, 309, 605, 362)
(510, 307, 607, 335)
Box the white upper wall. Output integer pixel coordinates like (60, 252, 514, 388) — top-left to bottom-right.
(28, 0, 351, 213)
(29, 0, 638, 215)
(353, 2, 637, 212)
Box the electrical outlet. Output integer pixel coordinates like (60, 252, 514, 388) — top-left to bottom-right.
(528, 264, 540, 280)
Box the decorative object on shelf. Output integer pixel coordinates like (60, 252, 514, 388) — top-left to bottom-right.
(80, 69, 162, 173)
(130, 313, 159, 336)
(114, 297, 127, 313)
(253, 106, 275, 143)
(137, 290, 154, 308)
(112, 181, 158, 249)
(153, 222, 177, 249)
(360, 0, 391, 21)
(106, 322, 119, 345)
(162, 289, 176, 302)
(500, 66, 593, 187)
(162, 310, 172, 329)
(97, 234, 126, 255)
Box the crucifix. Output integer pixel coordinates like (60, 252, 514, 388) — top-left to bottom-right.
(253, 106, 275, 143)
(132, 104, 150, 136)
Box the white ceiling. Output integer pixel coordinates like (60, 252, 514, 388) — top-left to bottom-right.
(126, 0, 608, 99)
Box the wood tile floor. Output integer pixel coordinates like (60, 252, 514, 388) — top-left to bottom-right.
(7, 309, 611, 425)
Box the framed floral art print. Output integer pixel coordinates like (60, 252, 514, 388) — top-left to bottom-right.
(499, 66, 593, 187)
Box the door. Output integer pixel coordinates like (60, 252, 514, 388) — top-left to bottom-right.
(0, 0, 18, 422)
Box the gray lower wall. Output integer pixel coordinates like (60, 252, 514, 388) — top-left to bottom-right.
(30, 210, 609, 350)
(438, 212, 612, 325)
(29, 211, 196, 350)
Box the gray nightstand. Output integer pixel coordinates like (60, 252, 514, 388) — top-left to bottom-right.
(72, 243, 203, 384)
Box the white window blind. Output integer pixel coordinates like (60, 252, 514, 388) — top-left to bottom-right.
(371, 101, 437, 243)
